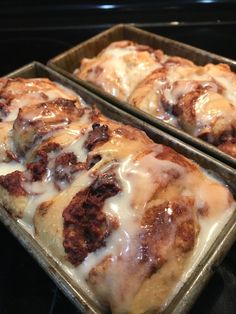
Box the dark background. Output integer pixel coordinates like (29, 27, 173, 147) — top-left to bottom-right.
(0, 1, 236, 313)
(1, 0, 236, 76)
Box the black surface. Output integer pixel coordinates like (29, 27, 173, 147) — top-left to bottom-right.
(0, 1, 236, 314)
(1, 0, 236, 29)
(2, 23, 236, 77)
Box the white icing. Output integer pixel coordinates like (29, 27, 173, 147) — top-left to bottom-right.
(69, 153, 234, 312)
(0, 161, 25, 175)
(21, 181, 58, 233)
(83, 45, 161, 99)
(162, 201, 236, 310)
(63, 132, 89, 163)
(63, 152, 187, 299)
(167, 65, 236, 108)
(3, 78, 84, 122)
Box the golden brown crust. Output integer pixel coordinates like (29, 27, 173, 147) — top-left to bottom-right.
(0, 77, 78, 121)
(13, 98, 84, 154)
(77, 40, 160, 101)
(0, 122, 15, 162)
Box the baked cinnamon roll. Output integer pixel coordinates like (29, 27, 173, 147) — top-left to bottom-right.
(77, 41, 236, 158)
(0, 77, 234, 314)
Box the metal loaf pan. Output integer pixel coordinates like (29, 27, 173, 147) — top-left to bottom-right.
(1, 61, 236, 314)
(48, 23, 236, 168)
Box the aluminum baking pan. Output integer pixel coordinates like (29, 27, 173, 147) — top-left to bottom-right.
(1, 61, 236, 314)
(48, 23, 236, 168)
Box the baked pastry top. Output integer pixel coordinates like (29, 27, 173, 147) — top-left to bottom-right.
(76, 40, 161, 101)
(0, 77, 234, 313)
(76, 40, 236, 158)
